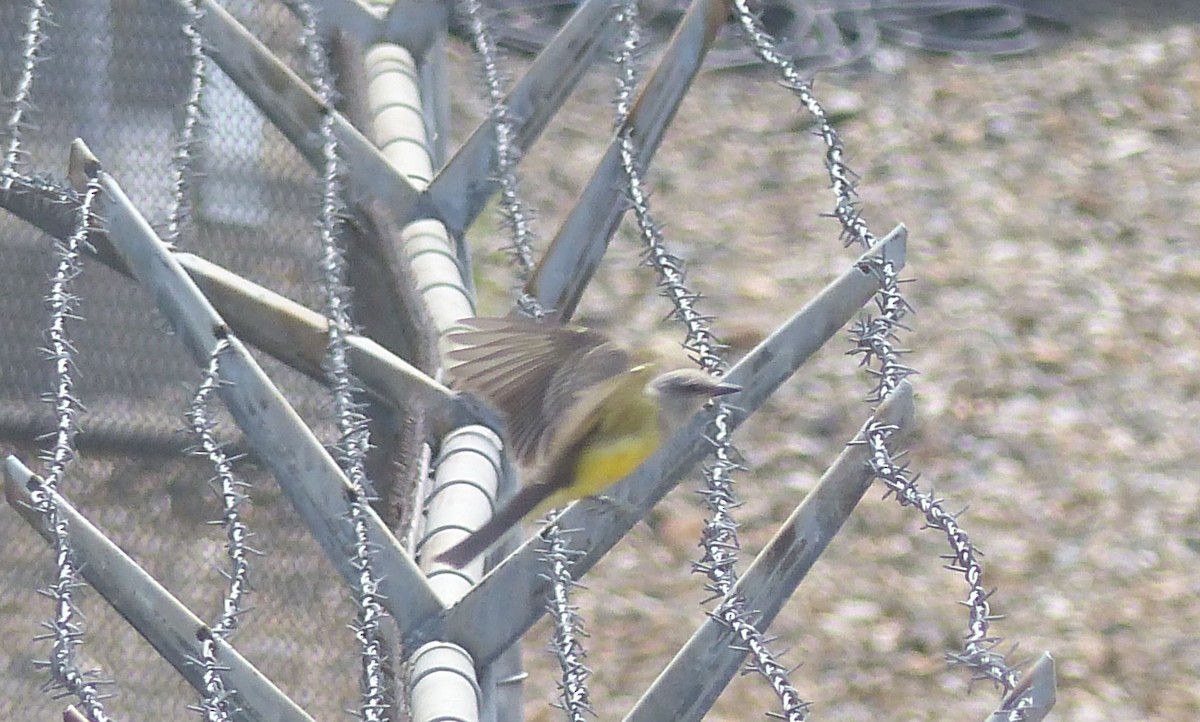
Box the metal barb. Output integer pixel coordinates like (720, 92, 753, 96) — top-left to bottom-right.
(165, 0, 208, 246)
(729, 0, 1033, 712)
(33, 167, 114, 721)
(610, 1, 809, 718)
(1, 0, 50, 185)
(186, 332, 255, 709)
(459, 0, 541, 287)
(731, 0, 874, 252)
(299, 4, 388, 719)
(542, 532, 595, 720)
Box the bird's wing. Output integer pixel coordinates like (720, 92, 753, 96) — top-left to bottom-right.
(447, 317, 632, 464)
(526, 365, 653, 492)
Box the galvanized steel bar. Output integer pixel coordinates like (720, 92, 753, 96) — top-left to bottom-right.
(426, 0, 624, 238)
(4, 457, 317, 722)
(0, 174, 459, 431)
(182, 0, 423, 221)
(626, 381, 915, 722)
(442, 226, 908, 664)
(986, 653, 1057, 722)
(178, 251, 455, 416)
(83, 147, 444, 640)
(522, 0, 732, 320)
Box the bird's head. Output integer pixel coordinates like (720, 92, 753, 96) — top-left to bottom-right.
(646, 368, 740, 425)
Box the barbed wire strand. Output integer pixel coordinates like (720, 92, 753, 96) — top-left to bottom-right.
(730, 0, 1027, 709)
(31, 173, 116, 721)
(457, 0, 544, 319)
(185, 336, 258, 722)
(543, 532, 593, 720)
(612, 1, 809, 719)
(299, 6, 388, 720)
(165, 0, 207, 246)
(458, 0, 598, 712)
(1, 0, 49, 187)
(730, 0, 873, 252)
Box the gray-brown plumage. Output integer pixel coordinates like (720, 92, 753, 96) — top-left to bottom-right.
(435, 318, 738, 567)
(443, 317, 638, 465)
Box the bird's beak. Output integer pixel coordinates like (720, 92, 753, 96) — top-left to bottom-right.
(710, 381, 741, 397)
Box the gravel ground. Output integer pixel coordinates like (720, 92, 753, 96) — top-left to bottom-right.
(452, 7, 1200, 721)
(1, 5, 1196, 722)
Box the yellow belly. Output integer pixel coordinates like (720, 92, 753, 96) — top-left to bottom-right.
(539, 430, 660, 512)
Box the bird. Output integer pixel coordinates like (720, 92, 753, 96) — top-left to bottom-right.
(434, 317, 739, 567)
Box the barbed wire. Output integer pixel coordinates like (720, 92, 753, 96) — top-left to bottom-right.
(457, 0, 544, 319)
(171, 35, 254, 721)
(611, 1, 809, 719)
(730, 0, 873, 252)
(457, 0, 599, 712)
(731, 0, 1027, 709)
(185, 336, 257, 722)
(31, 169, 116, 721)
(165, 0, 207, 246)
(1, 0, 47, 185)
(466, 0, 1063, 71)
(0, 0, 1050, 717)
(543, 533, 593, 720)
(299, 5, 388, 720)
(170, 25, 255, 716)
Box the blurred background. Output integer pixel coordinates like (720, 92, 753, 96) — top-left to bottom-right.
(1, 1, 1197, 720)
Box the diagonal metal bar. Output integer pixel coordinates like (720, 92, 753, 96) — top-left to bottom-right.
(84, 145, 445, 639)
(521, 0, 733, 320)
(179, 250, 455, 419)
(285, 0, 382, 47)
(426, 0, 625, 238)
(437, 226, 907, 664)
(0, 173, 472, 433)
(181, 0, 424, 220)
(626, 381, 915, 722)
(986, 653, 1057, 722)
(284, 0, 452, 60)
(4, 457, 316, 722)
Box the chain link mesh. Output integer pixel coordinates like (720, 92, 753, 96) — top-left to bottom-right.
(1, 3, 359, 719)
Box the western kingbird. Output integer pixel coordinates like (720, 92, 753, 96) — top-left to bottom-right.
(435, 317, 739, 567)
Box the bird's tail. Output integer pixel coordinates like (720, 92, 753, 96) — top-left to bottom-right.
(434, 481, 556, 568)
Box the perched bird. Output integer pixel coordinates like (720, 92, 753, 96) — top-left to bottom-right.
(435, 317, 739, 567)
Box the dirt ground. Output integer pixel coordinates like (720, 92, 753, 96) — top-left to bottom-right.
(2, 4, 1197, 722)
(449, 8, 1200, 721)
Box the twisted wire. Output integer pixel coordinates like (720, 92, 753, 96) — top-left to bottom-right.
(613, 2, 806, 718)
(847, 257, 915, 403)
(166, 0, 207, 246)
(31, 175, 115, 721)
(1, 0, 49, 186)
(460, 1, 597, 707)
(852, 260, 1020, 695)
(195, 628, 235, 722)
(458, 0, 543, 318)
(185, 337, 256, 721)
(698, 411, 809, 721)
(732, 2, 1027, 708)
(731, 0, 873, 251)
(613, 1, 724, 375)
(542, 530, 592, 720)
(300, 6, 386, 720)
